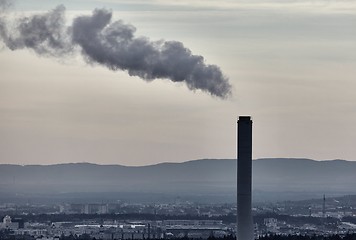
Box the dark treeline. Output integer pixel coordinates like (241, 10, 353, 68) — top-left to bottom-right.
(257, 234, 356, 240)
(4, 213, 237, 224)
(342, 217, 356, 224)
(1, 233, 356, 240)
(4, 213, 339, 225)
(24, 235, 356, 240)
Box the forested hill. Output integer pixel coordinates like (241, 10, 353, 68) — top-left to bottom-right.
(0, 158, 355, 202)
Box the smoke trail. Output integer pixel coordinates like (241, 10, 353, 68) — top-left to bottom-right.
(0, 0, 13, 43)
(0, 0, 10, 32)
(0, 4, 231, 98)
(1, 5, 73, 57)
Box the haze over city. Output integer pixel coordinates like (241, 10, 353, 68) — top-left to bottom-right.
(1, 0, 356, 166)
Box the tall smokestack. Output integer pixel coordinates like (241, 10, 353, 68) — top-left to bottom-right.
(237, 116, 254, 240)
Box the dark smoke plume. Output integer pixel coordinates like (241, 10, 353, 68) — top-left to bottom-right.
(0, 3, 231, 98)
(0, 0, 11, 36)
(0, 5, 73, 57)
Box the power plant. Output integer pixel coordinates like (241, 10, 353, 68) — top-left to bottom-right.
(237, 116, 254, 240)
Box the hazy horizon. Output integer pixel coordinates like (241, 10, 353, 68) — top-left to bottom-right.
(1, 158, 356, 203)
(0, 157, 353, 167)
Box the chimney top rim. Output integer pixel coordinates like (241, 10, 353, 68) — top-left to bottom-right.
(238, 116, 252, 121)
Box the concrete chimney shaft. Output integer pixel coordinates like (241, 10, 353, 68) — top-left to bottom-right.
(237, 116, 254, 240)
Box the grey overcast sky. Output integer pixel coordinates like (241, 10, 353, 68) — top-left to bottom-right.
(0, 0, 356, 166)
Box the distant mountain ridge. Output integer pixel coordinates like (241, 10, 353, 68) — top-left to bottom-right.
(0, 158, 355, 202)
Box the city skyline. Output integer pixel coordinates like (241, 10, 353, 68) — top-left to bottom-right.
(1, 0, 356, 165)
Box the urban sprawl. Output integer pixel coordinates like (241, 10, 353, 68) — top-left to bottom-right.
(1, 196, 356, 240)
